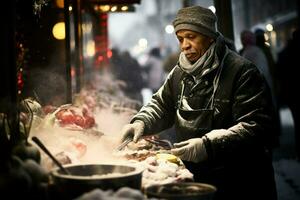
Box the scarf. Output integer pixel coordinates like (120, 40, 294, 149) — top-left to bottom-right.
(179, 42, 219, 79)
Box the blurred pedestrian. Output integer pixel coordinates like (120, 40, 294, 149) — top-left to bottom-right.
(255, 29, 280, 104)
(143, 47, 165, 94)
(240, 30, 280, 149)
(240, 30, 271, 86)
(110, 49, 144, 103)
(276, 28, 300, 160)
(110, 48, 123, 79)
(121, 51, 144, 103)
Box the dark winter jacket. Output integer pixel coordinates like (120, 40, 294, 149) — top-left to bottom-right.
(132, 36, 277, 199)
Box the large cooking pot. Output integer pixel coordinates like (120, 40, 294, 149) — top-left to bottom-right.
(49, 163, 143, 199)
(145, 182, 217, 200)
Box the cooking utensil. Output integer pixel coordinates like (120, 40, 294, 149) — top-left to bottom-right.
(144, 138, 174, 150)
(51, 163, 143, 199)
(31, 136, 71, 175)
(116, 137, 133, 151)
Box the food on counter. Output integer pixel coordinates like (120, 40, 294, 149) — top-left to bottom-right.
(42, 105, 57, 115)
(126, 138, 154, 151)
(69, 137, 87, 158)
(41, 137, 88, 170)
(33, 103, 96, 131)
(73, 87, 141, 113)
(156, 153, 181, 165)
(114, 138, 194, 188)
(114, 138, 194, 189)
(43, 151, 72, 170)
(140, 155, 193, 189)
(55, 106, 95, 129)
(124, 149, 156, 162)
(114, 138, 161, 162)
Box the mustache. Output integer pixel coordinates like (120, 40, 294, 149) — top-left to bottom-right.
(183, 51, 196, 54)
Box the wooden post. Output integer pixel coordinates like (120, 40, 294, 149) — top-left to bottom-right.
(214, 0, 235, 41)
(72, 0, 84, 93)
(64, 0, 72, 103)
(0, 0, 20, 144)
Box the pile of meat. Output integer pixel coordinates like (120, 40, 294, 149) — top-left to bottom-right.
(139, 155, 194, 189)
(114, 139, 158, 161)
(40, 136, 88, 170)
(114, 138, 194, 189)
(54, 106, 95, 130)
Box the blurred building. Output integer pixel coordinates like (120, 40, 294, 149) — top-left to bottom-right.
(6, 0, 299, 104)
(109, 0, 299, 61)
(232, 0, 299, 54)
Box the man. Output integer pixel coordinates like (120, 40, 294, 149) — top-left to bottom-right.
(277, 29, 300, 160)
(144, 47, 165, 94)
(240, 30, 280, 150)
(255, 28, 277, 89)
(120, 6, 277, 199)
(239, 30, 274, 102)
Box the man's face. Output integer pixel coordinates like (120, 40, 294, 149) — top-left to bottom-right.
(176, 30, 214, 63)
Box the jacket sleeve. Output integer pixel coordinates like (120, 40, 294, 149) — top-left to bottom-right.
(205, 62, 276, 163)
(131, 67, 179, 134)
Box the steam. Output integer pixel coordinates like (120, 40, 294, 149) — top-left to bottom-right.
(26, 69, 142, 171)
(94, 107, 133, 137)
(29, 106, 135, 171)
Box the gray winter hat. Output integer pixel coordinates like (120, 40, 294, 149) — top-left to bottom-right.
(172, 6, 218, 38)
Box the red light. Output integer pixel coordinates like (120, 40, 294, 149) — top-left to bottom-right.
(107, 50, 112, 58)
(101, 14, 108, 19)
(97, 56, 104, 61)
(17, 71, 24, 91)
(71, 67, 76, 77)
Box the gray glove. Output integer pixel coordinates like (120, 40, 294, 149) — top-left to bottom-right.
(121, 120, 145, 143)
(171, 138, 208, 163)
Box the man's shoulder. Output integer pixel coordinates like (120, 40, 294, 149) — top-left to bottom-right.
(222, 50, 259, 79)
(165, 65, 185, 87)
(167, 65, 183, 76)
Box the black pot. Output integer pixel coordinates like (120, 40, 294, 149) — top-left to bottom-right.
(49, 164, 143, 199)
(145, 182, 217, 200)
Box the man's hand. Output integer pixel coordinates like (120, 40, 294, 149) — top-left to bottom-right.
(121, 120, 145, 143)
(171, 138, 207, 163)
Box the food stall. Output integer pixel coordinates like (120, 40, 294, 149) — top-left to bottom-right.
(0, 0, 217, 199)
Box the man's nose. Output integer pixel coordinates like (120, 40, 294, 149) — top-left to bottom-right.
(181, 39, 190, 50)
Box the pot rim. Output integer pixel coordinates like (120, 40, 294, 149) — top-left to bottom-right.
(51, 163, 144, 180)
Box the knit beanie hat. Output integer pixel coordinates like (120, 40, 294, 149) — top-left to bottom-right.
(172, 6, 218, 39)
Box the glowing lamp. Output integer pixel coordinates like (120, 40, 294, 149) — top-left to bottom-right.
(52, 22, 65, 40)
(56, 0, 64, 8)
